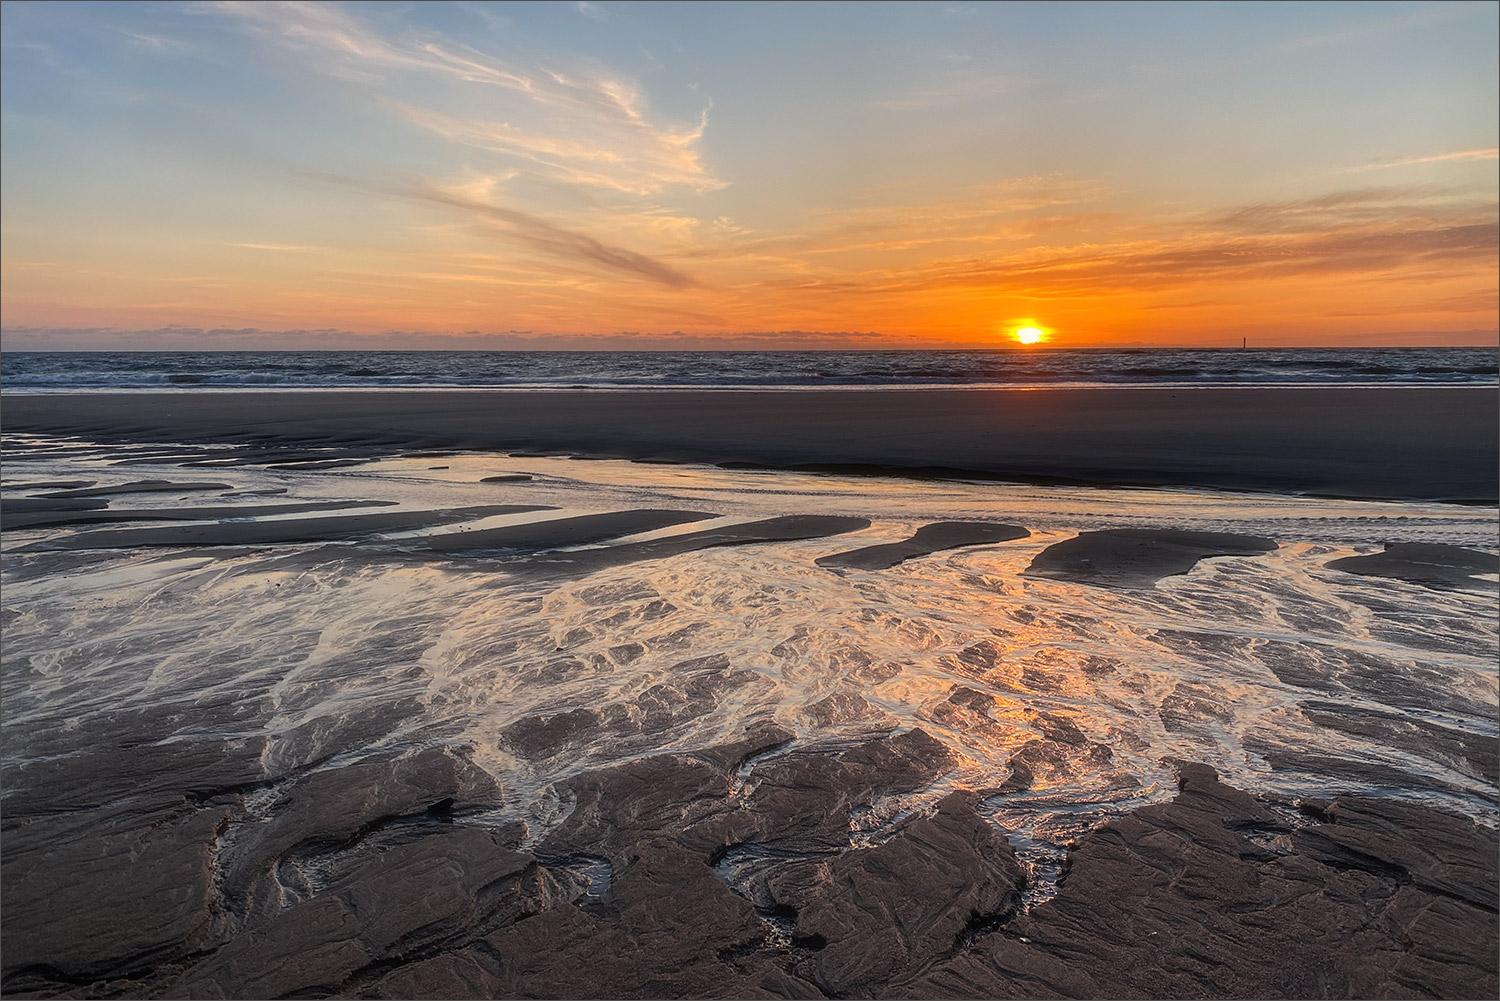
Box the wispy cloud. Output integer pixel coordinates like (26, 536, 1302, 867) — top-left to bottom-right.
(1273, 2, 1477, 52)
(228, 242, 326, 252)
(208, 1, 721, 196)
(761, 221, 1496, 306)
(301, 169, 696, 288)
(386, 99, 718, 196)
(414, 185, 698, 288)
(117, 28, 203, 55)
(0, 325, 894, 350)
(1207, 186, 1455, 232)
(870, 72, 1018, 111)
(750, 186, 1498, 300)
(704, 175, 1108, 259)
(1324, 288, 1499, 316)
(1342, 147, 1500, 173)
(826, 175, 1107, 225)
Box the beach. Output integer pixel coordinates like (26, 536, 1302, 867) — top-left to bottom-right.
(6, 0, 1497, 994)
(2, 387, 1497, 999)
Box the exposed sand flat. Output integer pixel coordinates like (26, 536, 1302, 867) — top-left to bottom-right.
(263, 458, 375, 470)
(135, 451, 333, 466)
(35, 479, 230, 498)
(1, 499, 397, 531)
(817, 521, 1030, 570)
(1326, 542, 1500, 591)
(1, 446, 114, 460)
(0, 479, 97, 491)
(418, 509, 716, 554)
(515, 514, 871, 575)
(108, 454, 242, 466)
(18, 505, 550, 551)
(132, 450, 384, 468)
(5, 387, 1496, 501)
(1025, 528, 1279, 588)
(2, 497, 109, 515)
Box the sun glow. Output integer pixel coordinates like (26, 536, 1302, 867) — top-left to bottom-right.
(1013, 325, 1048, 345)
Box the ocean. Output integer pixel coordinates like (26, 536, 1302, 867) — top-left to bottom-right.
(2, 346, 1496, 391)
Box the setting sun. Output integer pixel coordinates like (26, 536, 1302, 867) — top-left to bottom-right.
(1014, 325, 1048, 345)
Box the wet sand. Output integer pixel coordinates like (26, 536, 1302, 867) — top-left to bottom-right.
(0, 499, 397, 531)
(2, 726, 1493, 999)
(15, 504, 548, 550)
(417, 509, 715, 555)
(1327, 542, 1500, 591)
(2, 416, 1496, 999)
(818, 521, 1031, 570)
(1024, 528, 1279, 588)
(5, 387, 1496, 501)
(34, 479, 230, 498)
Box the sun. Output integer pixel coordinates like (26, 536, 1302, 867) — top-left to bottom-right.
(1013, 325, 1048, 345)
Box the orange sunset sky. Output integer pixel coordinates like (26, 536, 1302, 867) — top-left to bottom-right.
(1, 1, 1496, 349)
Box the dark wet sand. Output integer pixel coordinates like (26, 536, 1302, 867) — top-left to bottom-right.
(0, 499, 397, 531)
(1025, 529, 1280, 588)
(17, 505, 549, 551)
(5, 387, 1496, 501)
(0, 479, 97, 491)
(35, 479, 229, 499)
(514, 514, 872, 576)
(418, 509, 715, 554)
(2, 497, 110, 516)
(1326, 542, 1500, 591)
(3, 726, 1493, 999)
(818, 521, 1031, 570)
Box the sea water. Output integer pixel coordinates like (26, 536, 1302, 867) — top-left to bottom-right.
(2, 346, 1496, 391)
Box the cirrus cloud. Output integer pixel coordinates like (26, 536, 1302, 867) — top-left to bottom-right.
(206, 0, 722, 196)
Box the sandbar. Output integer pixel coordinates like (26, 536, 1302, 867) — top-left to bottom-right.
(1326, 542, 1499, 591)
(20, 504, 549, 551)
(418, 509, 715, 554)
(35, 479, 229, 498)
(817, 521, 1031, 570)
(514, 514, 871, 575)
(1025, 528, 1279, 588)
(0, 479, 97, 491)
(4, 387, 1496, 502)
(2, 497, 109, 516)
(1, 499, 396, 531)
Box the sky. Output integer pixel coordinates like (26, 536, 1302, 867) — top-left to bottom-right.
(1, 0, 1496, 350)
